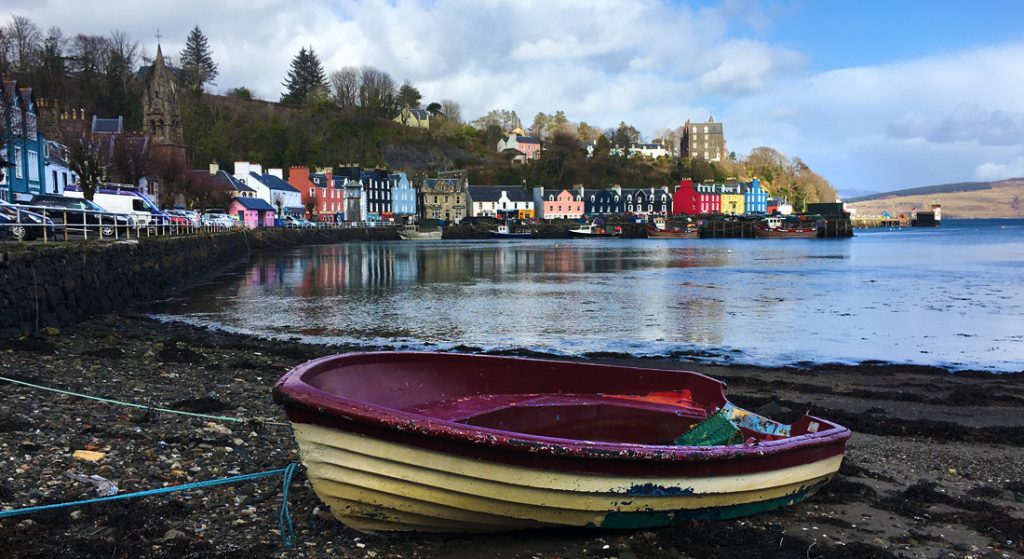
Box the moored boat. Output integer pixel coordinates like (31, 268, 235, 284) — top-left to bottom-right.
(274, 352, 850, 533)
(754, 217, 820, 239)
(397, 225, 443, 240)
(645, 224, 699, 239)
(568, 221, 621, 237)
(490, 223, 533, 239)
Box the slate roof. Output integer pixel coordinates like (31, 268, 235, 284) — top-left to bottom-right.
(92, 116, 123, 135)
(251, 172, 300, 193)
(233, 197, 276, 211)
(409, 108, 429, 120)
(515, 135, 540, 144)
(188, 170, 256, 193)
(469, 186, 533, 202)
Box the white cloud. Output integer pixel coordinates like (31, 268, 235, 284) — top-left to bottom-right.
(5, 1, 1024, 191)
(976, 156, 1024, 180)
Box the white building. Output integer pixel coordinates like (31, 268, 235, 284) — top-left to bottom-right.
(467, 186, 536, 217)
(43, 140, 76, 195)
(233, 161, 302, 216)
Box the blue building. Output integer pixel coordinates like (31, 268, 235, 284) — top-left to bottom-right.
(390, 172, 416, 221)
(584, 186, 624, 215)
(1, 82, 47, 203)
(744, 178, 768, 215)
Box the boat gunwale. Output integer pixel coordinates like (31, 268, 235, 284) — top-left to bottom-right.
(273, 352, 850, 463)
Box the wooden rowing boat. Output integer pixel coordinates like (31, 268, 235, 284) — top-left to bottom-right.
(645, 224, 699, 239)
(273, 352, 849, 533)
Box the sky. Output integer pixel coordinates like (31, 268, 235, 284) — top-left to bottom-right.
(8, 0, 1024, 194)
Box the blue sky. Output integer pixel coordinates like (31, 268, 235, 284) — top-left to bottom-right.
(10, 0, 1024, 194)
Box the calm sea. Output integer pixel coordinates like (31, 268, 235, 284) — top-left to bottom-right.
(149, 219, 1024, 372)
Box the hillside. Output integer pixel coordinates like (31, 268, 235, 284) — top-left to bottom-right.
(847, 179, 1024, 218)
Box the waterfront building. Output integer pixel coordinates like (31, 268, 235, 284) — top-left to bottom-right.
(419, 174, 467, 223)
(696, 182, 722, 214)
(672, 179, 698, 215)
(681, 116, 727, 161)
(719, 183, 745, 215)
(467, 186, 534, 218)
(390, 172, 417, 222)
(362, 169, 392, 221)
(497, 128, 541, 163)
(43, 140, 76, 195)
(289, 166, 345, 221)
(625, 187, 672, 216)
(1, 81, 47, 202)
(584, 186, 624, 215)
(744, 178, 768, 215)
(534, 187, 584, 220)
(233, 162, 303, 216)
(393, 105, 430, 129)
(228, 196, 276, 228)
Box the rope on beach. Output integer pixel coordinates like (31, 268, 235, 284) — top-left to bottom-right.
(0, 463, 301, 548)
(0, 375, 290, 427)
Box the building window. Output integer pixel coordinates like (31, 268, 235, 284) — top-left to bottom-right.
(14, 147, 23, 179)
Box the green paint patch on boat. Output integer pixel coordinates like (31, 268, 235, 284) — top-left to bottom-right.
(600, 484, 825, 529)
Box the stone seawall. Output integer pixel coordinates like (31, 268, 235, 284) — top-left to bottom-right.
(0, 227, 398, 338)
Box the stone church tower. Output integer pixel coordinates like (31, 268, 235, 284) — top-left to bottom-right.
(142, 44, 183, 146)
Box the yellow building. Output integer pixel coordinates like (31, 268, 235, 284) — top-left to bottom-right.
(720, 185, 745, 215)
(393, 105, 430, 129)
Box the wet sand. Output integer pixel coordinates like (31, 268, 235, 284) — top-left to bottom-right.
(1, 314, 1021, 558)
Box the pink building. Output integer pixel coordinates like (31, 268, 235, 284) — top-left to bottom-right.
(497, 131, 541, 164)
(537, 188, 585, 219)
(228, 197, 277, 228)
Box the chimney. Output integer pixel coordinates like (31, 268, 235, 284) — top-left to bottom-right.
(209, 162, 219, 175)
(268, 168, 283, 180)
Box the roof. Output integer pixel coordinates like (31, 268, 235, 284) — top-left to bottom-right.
(232, 197, 276, 211)
(251, 172, 300, 193)
(469, 186, 533, 202)
(515, 135, 540, 144)
(409, 108, 429, 120)
(91, 116, 123, 135)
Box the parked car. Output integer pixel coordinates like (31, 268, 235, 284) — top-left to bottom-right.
(202, 213, 240, 229)
(166, 209, 201, 226)
(284, 215, 315, 228)
(64, 185, 171, 226)
(0, 200, 57, 240)
(28, 194, 132, 238)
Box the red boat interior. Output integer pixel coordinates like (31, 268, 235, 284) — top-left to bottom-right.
(288, 353, 839, 446)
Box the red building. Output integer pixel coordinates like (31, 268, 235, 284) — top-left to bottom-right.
(696, 182, 721, 214)
(288, 166, 339, 221)
(672, 179, 697, 215)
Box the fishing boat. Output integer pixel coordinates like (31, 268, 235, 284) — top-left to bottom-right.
(397, 225, 443, 240)
(645, 224, 699, 239)
(753, 217, 819, 239)
(568, 221, 621, 237)
(490, 223, 533, 239)
(274, 352, 850, 533)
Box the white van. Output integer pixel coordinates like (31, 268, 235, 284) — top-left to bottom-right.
(64, 185, 169, 225)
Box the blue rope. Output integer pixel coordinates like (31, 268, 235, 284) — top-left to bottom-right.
(0, 463, 301, 548)
(278, 462, 298, 548)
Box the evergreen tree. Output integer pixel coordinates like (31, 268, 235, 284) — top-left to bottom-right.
(281, 47, 326, 105)
(179, 26, 219, 92)
(397, 81, 421, 108)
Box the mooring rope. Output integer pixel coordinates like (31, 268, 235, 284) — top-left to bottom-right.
(0, 375, 289, 427)
(0, 463, 300, 547)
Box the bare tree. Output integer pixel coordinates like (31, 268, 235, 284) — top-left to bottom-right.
(439, 99, 462, 124)
(63, 129, 105, 201)
(329, 66, 359, 109)
(6, 15, 42, 75)
(358, 66, 396, 117)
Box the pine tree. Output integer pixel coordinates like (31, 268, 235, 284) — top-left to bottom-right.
(281, 47, 327, 105)
(179, 26, 219, 92)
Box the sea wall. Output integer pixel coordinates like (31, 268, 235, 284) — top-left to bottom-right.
(0, 227, 399, 338)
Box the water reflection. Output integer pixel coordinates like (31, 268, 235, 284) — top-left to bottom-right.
(152, 222, 1024, 371)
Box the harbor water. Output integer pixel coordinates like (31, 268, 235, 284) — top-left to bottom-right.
(149, 219, 1024, 372)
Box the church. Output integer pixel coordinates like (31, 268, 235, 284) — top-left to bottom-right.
(141, 43, 184, 147)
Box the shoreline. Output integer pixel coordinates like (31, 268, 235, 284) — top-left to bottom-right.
(1, 314, 1022, 558)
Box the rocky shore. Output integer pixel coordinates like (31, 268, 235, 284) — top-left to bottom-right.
(1, 314, 1021, 558)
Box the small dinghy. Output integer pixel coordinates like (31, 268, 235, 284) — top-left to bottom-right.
(273, 352, 849, 533)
